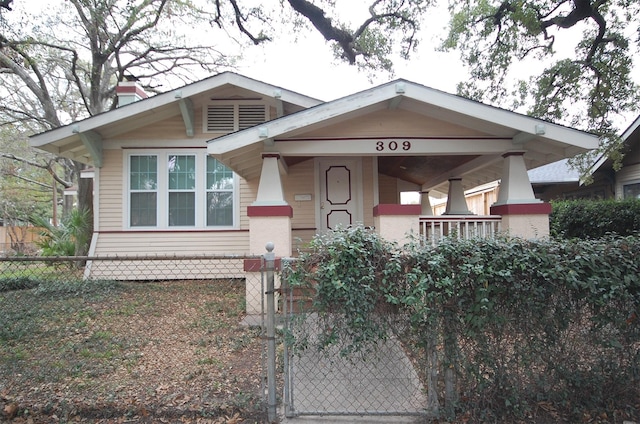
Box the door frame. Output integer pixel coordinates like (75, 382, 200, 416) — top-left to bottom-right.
(315, 157, 364, 233)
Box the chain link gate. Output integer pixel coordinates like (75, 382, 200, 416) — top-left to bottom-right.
(278, 258, 431, 420)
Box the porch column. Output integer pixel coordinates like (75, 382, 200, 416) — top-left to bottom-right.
(490, 152, 551, 239)
(420, 190, 434, 216)
(444, 178, 472, 215)
(245, 153, 292, 314)
(373, 204, 421, 246)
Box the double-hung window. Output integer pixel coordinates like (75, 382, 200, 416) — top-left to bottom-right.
(129, 155, 158, 227)
(206, 156, 234, 226)
(168, 155, 196, 226)
(127, 152, 236, 228)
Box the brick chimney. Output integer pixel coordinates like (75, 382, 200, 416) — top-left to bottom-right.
(116, 75, 148, 107)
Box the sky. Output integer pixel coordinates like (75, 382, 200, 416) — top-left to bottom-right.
(235, 4, 467, 102)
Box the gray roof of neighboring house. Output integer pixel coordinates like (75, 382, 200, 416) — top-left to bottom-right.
(528, 158, 580, 184)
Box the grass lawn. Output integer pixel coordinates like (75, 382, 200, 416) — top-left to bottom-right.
(0, 279, 264, 423)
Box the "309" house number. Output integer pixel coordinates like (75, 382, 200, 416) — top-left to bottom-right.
(375, 140, 412, 151)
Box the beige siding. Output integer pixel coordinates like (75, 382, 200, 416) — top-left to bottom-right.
(296, 109, 487, 139)
(378, 173, 398, 204)
(93, 230, 249, 256)
(283, 159, 317, 231)
(98, 149, 124, 231)
(361, 157, 375, 227)
(239, 177, 258, 229)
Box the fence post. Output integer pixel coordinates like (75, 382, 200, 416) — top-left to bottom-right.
(264, 242, 277, 422)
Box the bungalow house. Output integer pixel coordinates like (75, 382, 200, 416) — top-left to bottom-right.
(29, 72, 598, 310)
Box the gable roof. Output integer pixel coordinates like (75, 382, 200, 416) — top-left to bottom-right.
(29, 72, 322, 166)
(589, 114, 640, 173)
(207, 79, 599, 190)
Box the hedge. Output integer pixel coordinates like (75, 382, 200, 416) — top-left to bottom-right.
(287, 227, 640, 422)
(551, 198, 640, 239)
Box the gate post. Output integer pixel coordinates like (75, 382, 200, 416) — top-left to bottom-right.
(264, 242, 277, 422)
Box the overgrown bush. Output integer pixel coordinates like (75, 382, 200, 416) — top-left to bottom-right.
(30, 208, 92, 257)
(286, 226, 396, 355)
(288, 227, 640, 421)
(551, 198, 640, 239)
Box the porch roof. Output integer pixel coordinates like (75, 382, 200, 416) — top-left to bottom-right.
(207, 80, 599, 193)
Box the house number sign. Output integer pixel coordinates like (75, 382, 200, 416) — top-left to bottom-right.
(375, 140, 412, 151)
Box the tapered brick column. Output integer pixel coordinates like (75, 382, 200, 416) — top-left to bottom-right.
(491, 152, 551, 238)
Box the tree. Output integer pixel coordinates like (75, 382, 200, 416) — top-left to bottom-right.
(0, 0, 235, 254)
(442, 0, 640, 172)
(208, 0, 430, 74)
(0, 0, 433, 256)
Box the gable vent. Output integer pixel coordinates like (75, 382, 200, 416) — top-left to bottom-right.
(206, 105, 235, 132)
(239, 105, 266, 129)
(205, 103, 267, 133)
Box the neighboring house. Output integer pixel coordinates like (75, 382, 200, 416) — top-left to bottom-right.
(439, 114, 640, 213)
(30, 72, 598, 309)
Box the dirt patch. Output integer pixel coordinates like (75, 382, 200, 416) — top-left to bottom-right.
(0, 279, 264, 423)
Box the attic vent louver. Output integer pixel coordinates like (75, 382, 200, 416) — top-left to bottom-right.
(206, 105, 235, 132)
(205, 104, 266, 133)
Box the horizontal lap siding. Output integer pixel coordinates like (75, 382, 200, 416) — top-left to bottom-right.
(240, 178, 258, 229)
(297, 109, 487, 138)
(362, 157, 375, 227)
(99, 149, 124, 231)
(284, 160, 316, 231)
(93, 231, 250, 256)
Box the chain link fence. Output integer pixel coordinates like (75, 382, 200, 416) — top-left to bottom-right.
(0, 254, 271, 421)
(279, 258, 433, 420)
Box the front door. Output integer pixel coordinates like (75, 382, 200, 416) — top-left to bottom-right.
(318, 158, 362, 233)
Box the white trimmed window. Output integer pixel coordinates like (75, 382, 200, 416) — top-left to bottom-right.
(204, 101, 267, 133)
(127, 151, 237, 229)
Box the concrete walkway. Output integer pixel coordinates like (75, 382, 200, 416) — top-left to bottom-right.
(281, 314, 429, 423)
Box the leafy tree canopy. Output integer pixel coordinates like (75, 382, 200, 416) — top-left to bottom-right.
(442, 0, 640, 170)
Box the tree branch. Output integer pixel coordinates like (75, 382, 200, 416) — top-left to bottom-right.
(228, 0, 271, 44)
(0, 0, 12, 11)
(0, 153, 72, 187)
(286, 0, 356, 63)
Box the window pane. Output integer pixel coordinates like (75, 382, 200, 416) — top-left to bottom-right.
(169, 192, 195, 226)
(207, 157, 234, 190)
(623, 183, 640, 199)
(130, 156, 157, 190)
(207, 192, 233, 226)
(168, 155, 195, 190)
(130, 192, 157, 226)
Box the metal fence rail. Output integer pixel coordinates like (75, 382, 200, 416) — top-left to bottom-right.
(0, 253, 268, 420)
(279, 258, 432, 420)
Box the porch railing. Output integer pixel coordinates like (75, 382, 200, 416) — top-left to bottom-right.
(419, 215, 502, 246)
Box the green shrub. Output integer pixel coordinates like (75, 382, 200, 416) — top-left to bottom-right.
(0, 276, 41, 292)
(30, 208, 92, 256)
(289, 229, 640, 421)
(551, 198, 640, 239)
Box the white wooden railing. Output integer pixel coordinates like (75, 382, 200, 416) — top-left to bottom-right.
(419, 215, 502, 246)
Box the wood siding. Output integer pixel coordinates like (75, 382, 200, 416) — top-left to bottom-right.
(294, 109, 488, 139)
(98, 149, 124, 231)
(93, 230, 250, 256)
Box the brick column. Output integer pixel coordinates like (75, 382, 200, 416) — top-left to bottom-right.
(373, 204, 421, 246)
(491, 152, 550, 238)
